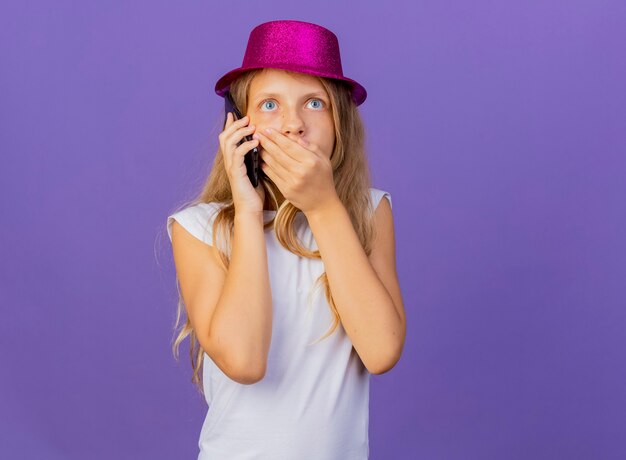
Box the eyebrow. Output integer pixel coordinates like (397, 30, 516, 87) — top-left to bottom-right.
(252, 91, 329, 103)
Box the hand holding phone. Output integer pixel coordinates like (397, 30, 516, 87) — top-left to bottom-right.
(224, 91, 262, 187)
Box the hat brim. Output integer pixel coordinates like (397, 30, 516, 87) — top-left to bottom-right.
(214, 65, 367, 106)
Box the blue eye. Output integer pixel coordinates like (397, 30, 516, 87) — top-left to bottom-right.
(261, 100, 276, 111)
(308, 99, 324, 109)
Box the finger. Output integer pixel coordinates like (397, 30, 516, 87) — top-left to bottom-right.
(228, 124, 256, 147)
(256, 131, 300, 171)
(223, 114, 250, 137)
(259, 143, 290, 181)
(261, 128, 308, 161)
(224, 126, 255, 153)
(224, 111, 236, 131)
(261, 156, 288, 187)
(235, 138, 260, 158)
(226, 138, 259, 175)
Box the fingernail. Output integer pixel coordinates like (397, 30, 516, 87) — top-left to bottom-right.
(253, 133, 259, 139)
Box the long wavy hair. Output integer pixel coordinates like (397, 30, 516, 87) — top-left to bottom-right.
(169, 68, 379, 396)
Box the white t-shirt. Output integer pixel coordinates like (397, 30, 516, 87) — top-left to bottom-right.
(166, 187, 392, 460)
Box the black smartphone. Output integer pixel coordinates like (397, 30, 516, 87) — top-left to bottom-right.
(224, 91, 263, 187)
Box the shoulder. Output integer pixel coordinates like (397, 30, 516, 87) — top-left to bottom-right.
(369, 187, 393, 213)
(368, 187, 395, 253)
(166, 201, 226, 246)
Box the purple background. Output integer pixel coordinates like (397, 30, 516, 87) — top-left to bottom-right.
(1, 1, 624, 458)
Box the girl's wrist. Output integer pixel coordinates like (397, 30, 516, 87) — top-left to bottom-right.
(234, 210, 265, 225)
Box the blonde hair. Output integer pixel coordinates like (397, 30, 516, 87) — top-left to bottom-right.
(170, 68, 379, 396)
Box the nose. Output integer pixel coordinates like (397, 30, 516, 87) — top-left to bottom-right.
(281, 107, 305, 140)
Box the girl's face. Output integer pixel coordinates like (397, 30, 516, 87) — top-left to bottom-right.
(246, 68, 335, 161)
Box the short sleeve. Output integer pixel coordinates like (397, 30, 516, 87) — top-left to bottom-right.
(166, 203, 220, 246)
(369, 187, 392, 211)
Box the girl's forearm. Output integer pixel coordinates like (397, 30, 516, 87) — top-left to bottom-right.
(209, 211, 273, 378)
(305, 199, 403, 374)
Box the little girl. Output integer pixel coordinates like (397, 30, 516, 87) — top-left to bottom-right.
(166, 19, 405, 460)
